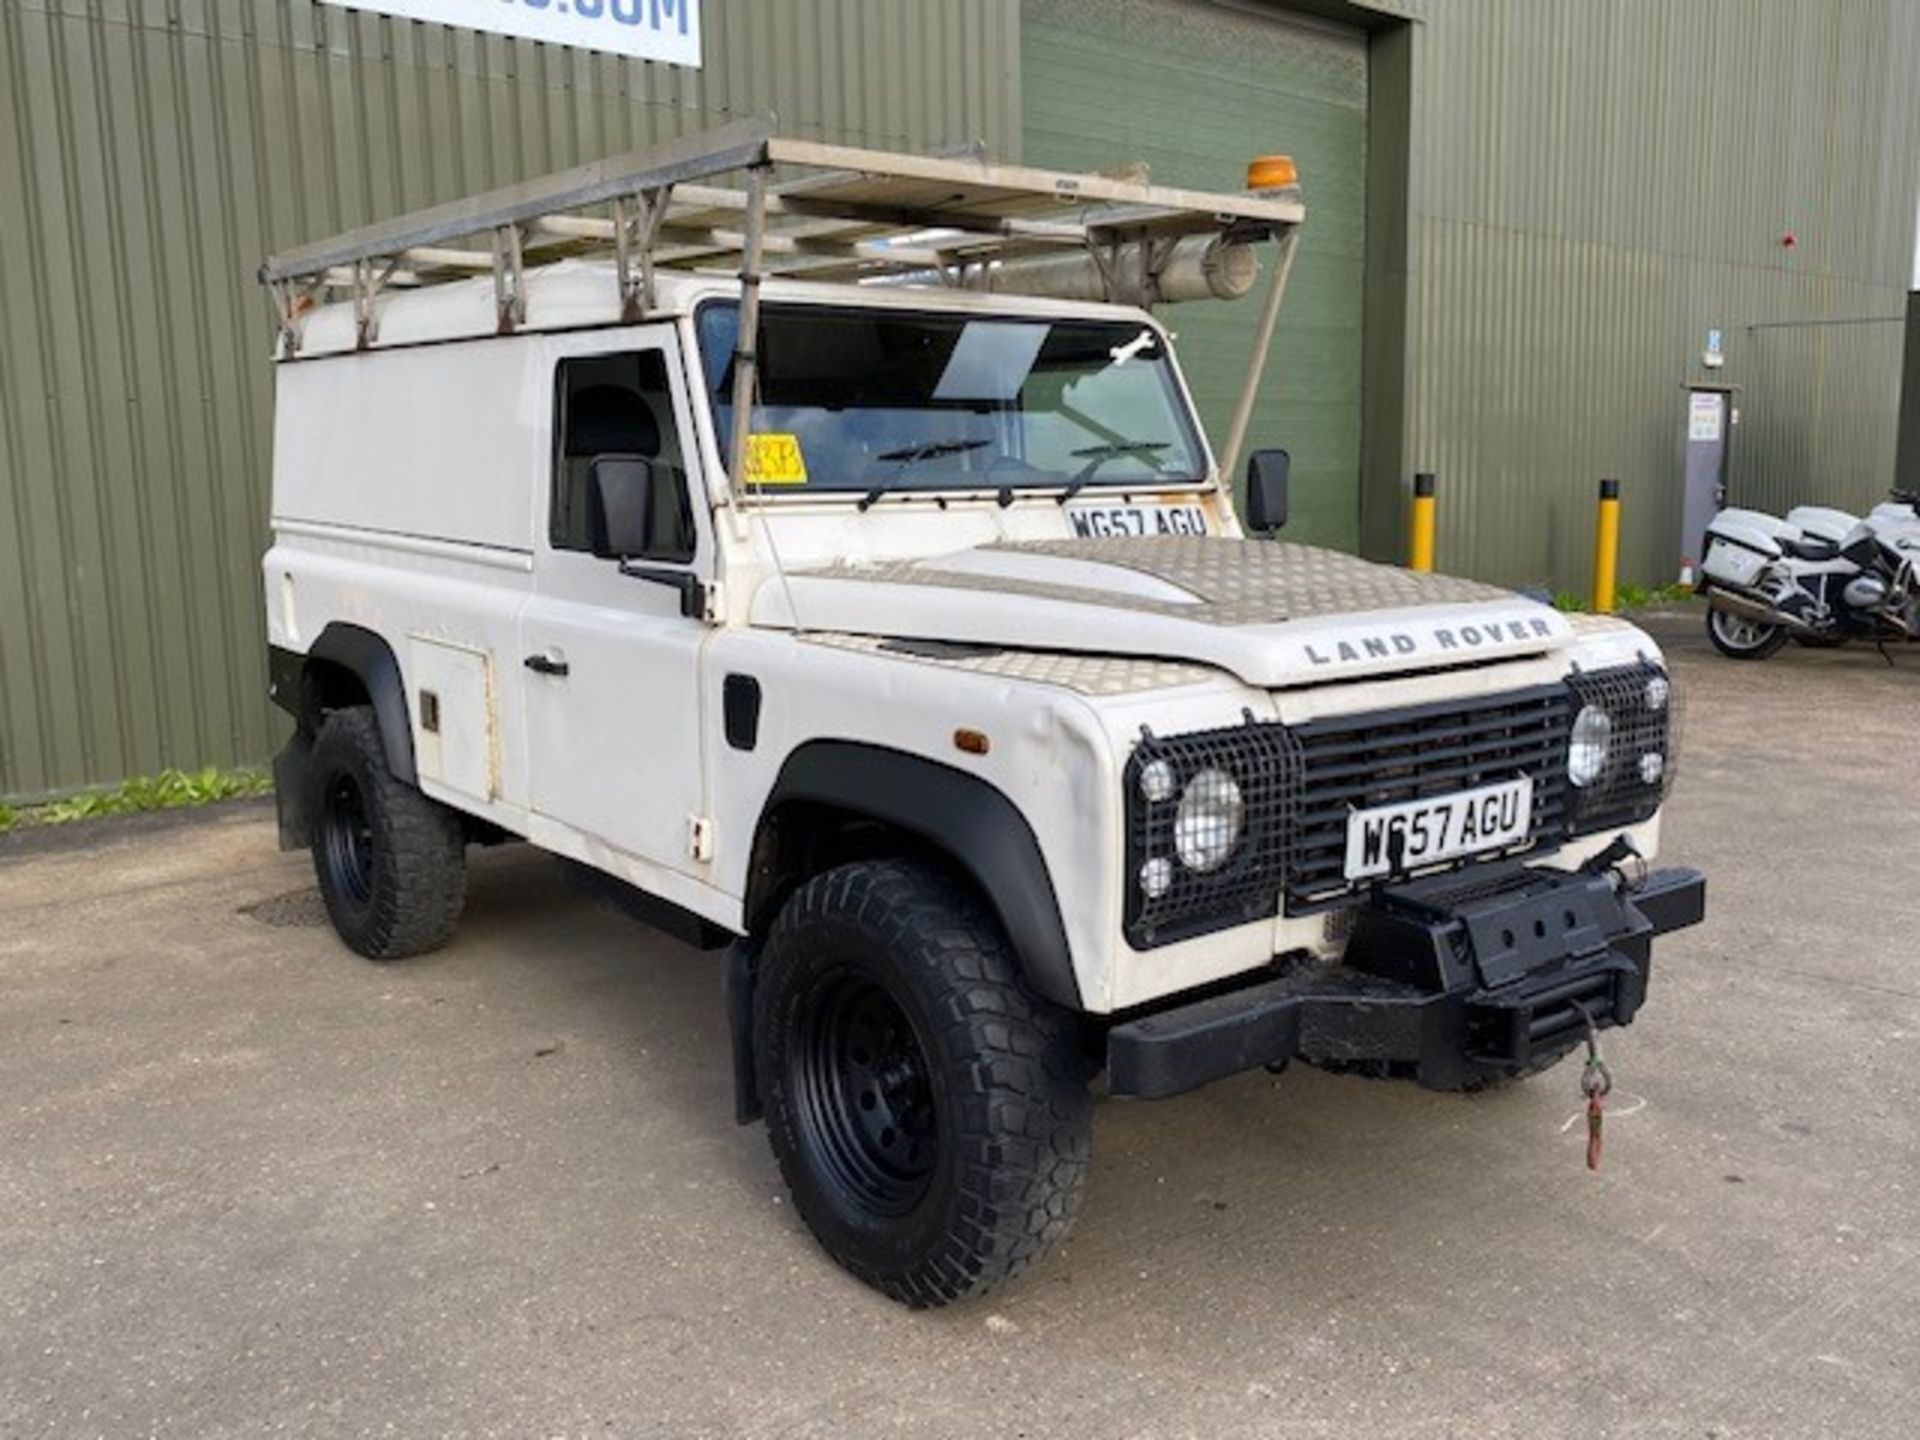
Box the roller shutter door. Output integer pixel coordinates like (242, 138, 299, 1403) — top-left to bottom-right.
(1024, 0, 1368, 548)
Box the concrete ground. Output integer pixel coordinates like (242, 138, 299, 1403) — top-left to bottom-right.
(2, 612, 1916, 1439)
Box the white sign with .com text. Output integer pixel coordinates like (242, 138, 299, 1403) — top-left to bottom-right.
(320, 0, 701, 68)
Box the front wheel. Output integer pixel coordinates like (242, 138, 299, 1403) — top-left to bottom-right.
(754, 860, 1092, 1308)
(1706, 606, 1789, 660)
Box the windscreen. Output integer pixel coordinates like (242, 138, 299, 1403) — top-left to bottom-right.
(695, 301, 1207, 496)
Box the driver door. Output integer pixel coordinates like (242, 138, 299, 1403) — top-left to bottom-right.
(519, 327, 713, 884)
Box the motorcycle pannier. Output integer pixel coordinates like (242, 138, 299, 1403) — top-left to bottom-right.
(1701, 510, 1785, 589)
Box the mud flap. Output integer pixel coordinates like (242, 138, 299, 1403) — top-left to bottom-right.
(726, 936, 764, 1124)
(272, 731, 315, 852)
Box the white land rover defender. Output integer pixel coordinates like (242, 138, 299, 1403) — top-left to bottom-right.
(260, 122, 1704, 1307)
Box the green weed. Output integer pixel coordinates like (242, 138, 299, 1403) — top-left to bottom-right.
(5, 767, 271, 831)
(1617, 582, 1695, 611)
(1554, 583, 1693, 615)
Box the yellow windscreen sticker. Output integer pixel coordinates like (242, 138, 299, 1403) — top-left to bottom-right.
(743, 432, 808, 486)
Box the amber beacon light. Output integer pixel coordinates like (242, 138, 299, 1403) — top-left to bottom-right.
(1246, 155, 1298, 191)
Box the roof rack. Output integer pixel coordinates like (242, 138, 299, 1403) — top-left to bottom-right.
(258, 116, 1305, 489)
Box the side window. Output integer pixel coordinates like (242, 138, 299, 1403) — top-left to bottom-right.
(551, 349, 696, 562)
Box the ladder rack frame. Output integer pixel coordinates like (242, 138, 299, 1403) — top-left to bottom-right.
(258, 115, 1306, 495)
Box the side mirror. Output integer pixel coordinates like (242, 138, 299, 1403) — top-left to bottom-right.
(1244, 449, 1290, 534)
(585, 455, 658, 559)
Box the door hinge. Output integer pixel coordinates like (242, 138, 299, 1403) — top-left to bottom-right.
(702, 579, 725, 624)
(688, 814, 714, 863)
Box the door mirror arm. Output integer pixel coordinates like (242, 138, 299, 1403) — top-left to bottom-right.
(618, 562, 707, 619)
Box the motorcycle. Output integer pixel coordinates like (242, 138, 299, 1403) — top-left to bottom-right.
(1697, 490, 1920, 660)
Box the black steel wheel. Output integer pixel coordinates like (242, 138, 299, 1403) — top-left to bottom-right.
(307, 705, 468, 960)
(754, 860, 1091, 1308)
(319, 771, 376, 906)
(790, 972, 939, 1217)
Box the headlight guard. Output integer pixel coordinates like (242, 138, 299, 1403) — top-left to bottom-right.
(1565, 661, 1679, 833)
(1124, 720, 1298, 949)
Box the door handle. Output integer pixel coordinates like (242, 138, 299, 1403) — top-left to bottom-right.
(524, 652, 570, 677)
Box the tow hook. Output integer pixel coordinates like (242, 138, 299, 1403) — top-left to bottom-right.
(1580, 835, 1649, 893)
(1570, 998, 1613, 1172)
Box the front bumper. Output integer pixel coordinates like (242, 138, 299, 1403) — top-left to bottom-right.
(1106, 862, 1705, 1099)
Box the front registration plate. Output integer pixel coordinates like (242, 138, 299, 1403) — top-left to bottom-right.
(1343, 777, 1534, 881)
(1065, 503, 1207, 539)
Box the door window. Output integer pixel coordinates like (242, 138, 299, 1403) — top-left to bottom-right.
(551, 350, 696, 562)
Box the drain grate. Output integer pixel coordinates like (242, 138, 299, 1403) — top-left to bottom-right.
(240, 888, 330, 928)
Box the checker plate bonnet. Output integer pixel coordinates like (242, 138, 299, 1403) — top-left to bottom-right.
(756, 537, 1571, 688)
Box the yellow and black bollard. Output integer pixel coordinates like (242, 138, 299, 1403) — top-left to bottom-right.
(1408, 471, 1437, 572)
(1591, 478, 1621, 614)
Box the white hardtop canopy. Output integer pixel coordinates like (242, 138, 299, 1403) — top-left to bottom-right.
(259, 116, 1306, 485)
(287, 265, 1166, 356)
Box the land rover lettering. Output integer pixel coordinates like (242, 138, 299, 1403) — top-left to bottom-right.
(1302, 614, 1560, 668)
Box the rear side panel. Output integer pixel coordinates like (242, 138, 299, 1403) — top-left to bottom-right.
(266, 338, 544, 830)
(271, 344, 544, 552)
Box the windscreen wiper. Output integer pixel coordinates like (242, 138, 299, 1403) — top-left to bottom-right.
(1056, 441, 1170, 504)
(858, 439, 992, 510)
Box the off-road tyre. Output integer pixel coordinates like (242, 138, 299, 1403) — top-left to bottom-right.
(308, 705, 467, 960)
(754, 860, 1092, 1308)
(1705, 606, 1788, 660)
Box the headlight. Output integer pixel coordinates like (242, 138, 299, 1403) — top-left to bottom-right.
(1138, 856, 1174, 898)
(1138, 758, 1177, 803)
(1567, 705, 1612, 788)
(1174, 768, 1245, 873)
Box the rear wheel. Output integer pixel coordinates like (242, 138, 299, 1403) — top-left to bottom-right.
(1706, 606, 1788, 660)
(308, 706, 467, 959)
(754, 860, 1092, 1308)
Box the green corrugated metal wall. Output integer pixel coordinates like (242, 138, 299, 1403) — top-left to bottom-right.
(1022, 0, 1369, 552)
(1900, 293, 1920, 493)
(1375, 0, 1920, 592)
(0, 0, 1020, 800)
(7, 0, 1920, 802)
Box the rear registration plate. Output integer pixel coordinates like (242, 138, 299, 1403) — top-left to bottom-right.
(1065, 504, 1207, 538)
(1343, 777, 1534, 881)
